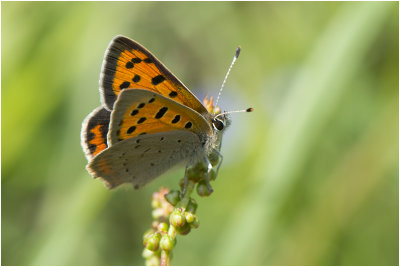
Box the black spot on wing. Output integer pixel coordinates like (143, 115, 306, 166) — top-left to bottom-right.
(137, 117, 146, 124)
(132, 75, 141, 83)
(172, 115, 180, 124)
(126, 61, 134, 68)
(152, 75, 166, 85)
(131, 58, 142, 64)
(127, 126, 136, 134)
(169, 91, 178, 97)
(88, 143, 96, 151)
(120, 81, 130, 89)
(185, 122, 193, 129)
(155, 107, 168, 119)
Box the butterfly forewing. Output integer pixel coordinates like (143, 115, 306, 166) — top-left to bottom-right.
(108, 89, 212, 146)
(81, 107, 111, 160)
(87, 131, 203, 189)
(100, 36, 208, 117)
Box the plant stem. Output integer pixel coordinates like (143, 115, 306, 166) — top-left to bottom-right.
(160, 250, 170, 266)
(178, 180, 195, 209)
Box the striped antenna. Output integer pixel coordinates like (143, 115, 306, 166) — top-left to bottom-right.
(214, 46, 241, 114)
(214, 107, 253, 120)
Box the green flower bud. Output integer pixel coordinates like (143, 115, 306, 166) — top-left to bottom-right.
(190, 216, 200, 229)
(185, 212, 195, 223)
(170, 209, 186, 227)
(157, 222, 169, 233)
(164, 190, 180, 206)
(143, 229, 155, 241)
(209, 169, 217, 181)
(160, 234, 175, 251)
(208, 151, 220, 166)
(196, 162, 208, 173)
(186, 199, 198, 213)
(175, 222, 191, 235)
(144, 232, 161, 251)
(187, 163, 208, 182)
(208, 153, 219, 166)
(196, 181, 212, 196)
(151, 221, 159, 229)
(152, 208, 165, 220)
(151, 198, 160, 209)
(186, 168, 198, 181)
(142, 248, 155, 259)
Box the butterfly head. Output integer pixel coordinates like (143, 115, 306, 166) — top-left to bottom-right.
(212, 116, 228, 132)
(202, 95, 230, 133)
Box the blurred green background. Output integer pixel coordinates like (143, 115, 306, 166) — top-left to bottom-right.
(2, 1, 398, 265)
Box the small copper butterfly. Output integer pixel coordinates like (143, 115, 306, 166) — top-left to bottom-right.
(81, 36, 251, 190)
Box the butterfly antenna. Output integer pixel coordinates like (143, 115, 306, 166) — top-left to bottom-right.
(214, 107, 253, 120)
(214, 46, 241, 114)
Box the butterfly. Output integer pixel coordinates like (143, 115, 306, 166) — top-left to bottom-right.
(81, 36, 248, 190)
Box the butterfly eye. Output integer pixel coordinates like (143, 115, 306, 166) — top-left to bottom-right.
(212, 118, 225, 131)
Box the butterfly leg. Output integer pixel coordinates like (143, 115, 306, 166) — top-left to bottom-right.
(211, 148, 224, 178)
(181, 164, 190, 198)
(181, 149, 222, 197)
(204, 156, 214, 193)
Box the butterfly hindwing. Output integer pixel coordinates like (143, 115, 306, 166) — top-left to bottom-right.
(81, 107, 111, 160)
(100, 36, 208, 117)
(108, 89, 212, 146)
(86, 131, 203, 189)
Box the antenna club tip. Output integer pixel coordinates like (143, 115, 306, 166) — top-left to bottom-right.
(235, 46, 241, 58)
(246, 107, 254, 112)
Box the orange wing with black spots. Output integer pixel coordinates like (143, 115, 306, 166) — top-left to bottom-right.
(81, 107, 111, 160)
(100, 36, 209, 118)
(108, 89, 212, 146)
